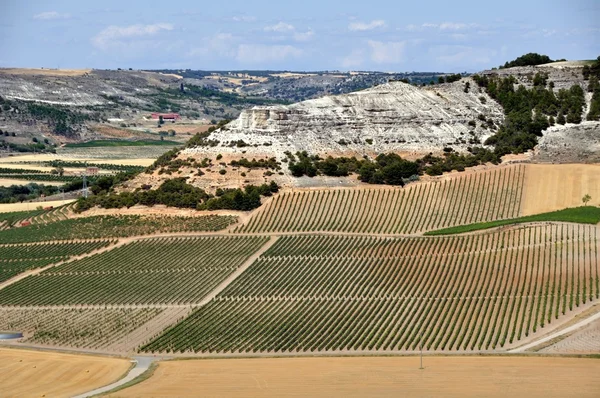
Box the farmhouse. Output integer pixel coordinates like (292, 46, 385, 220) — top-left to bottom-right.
(151, 113, 181, 121)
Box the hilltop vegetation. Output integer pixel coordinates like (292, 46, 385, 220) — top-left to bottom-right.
(501, 53, 555, 68)
(473, 72, 586, 155)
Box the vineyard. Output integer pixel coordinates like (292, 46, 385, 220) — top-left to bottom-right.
(0, 236, 269, 305)
(0, 214, 237, 244)
(238, 165, 525, 234)
(142, 224, 600, 353)
(0, 239, 114, 283)
(0, 308, 162, 350)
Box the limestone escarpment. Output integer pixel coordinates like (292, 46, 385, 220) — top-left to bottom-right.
(185, 79, 504, 159)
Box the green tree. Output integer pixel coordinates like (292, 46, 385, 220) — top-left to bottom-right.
(582, 194, 592, 205)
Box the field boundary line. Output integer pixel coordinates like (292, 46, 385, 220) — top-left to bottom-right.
(509, 306, 600, 352)
(194, 236, 279, 307)
(0, 239, 129, 291)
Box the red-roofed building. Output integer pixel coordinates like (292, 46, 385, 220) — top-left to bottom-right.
(151, 113, 180, 121)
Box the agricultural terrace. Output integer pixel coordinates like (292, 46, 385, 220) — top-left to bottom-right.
(0, 308, 162, 350)
(0, 214, 236, 244)
(0, 236, 269, 305)
(238, 165, 525, 234)
(0, 240, 114, 283)
(143, 224, 600, 353)
(0, 348, 130, 398)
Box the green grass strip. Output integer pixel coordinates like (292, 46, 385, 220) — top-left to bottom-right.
(424, 206, 600, 236)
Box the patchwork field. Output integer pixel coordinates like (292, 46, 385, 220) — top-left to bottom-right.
(0, 236, 268, 305)
(143, 224, 600, 353)
(0, 163, 598, 369)
(106, 356, 600, 398)
(0, 239, 115, 283)
(0, 347, 130, 398)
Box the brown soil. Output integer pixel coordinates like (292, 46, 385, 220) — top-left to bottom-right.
(0, 199, 75, 213)
(108, 356, 600, 398)
(0, 68, 91, 76)
(521, 164, 600, 215)
(0, 347, 130, 397)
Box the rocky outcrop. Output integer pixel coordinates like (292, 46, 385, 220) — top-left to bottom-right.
(534, 121, 600, 163)
(185, 79, 504, 158)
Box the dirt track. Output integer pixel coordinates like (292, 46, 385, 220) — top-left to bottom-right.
(0, 347, 130, 397)
(107, 356, 600, 398)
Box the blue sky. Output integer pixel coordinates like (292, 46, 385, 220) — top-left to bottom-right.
(0, 0, 598, 72)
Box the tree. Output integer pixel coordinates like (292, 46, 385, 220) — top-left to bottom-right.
(51, 166, 64, 176)
(556, 111, 566, 125)
(503, 53, 553, 68)
(582, 194, 591, 205)
(437, 76, 445, 84)
(588, 75, 599, 93)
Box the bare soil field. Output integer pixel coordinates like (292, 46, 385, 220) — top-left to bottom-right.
(108, 356, 600, 398)
(521, 163, 600, 215)
(0, 199, 75, 213)
(73, 204, 243, 219)
(0, 347, 130, 397)
(0, 153, 155, 167)
(0, 177, 65, 187)
(0, 68, 91, 76)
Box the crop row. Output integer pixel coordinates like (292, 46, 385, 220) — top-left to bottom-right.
(0, 214, 237, 244)
(238, 164, 525, 234)
(0, 259, 59, 284)
(0, 240, 113, 260)
(0, 173, 79, 182)
(143, 224, 599, 353)
(0, 308, 162, 350)
(0, 236, 269, 305)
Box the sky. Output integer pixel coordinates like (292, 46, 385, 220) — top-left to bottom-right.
(0, 0, 598, 72)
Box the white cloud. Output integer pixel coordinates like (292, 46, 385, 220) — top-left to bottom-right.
(349, 20, 386, 31)
(187, 33, 237, 58)
(236, 44, 302, 64)
(232, 15, 256, 22)
(341, 49, 365, 69)
(422, 22, 478, 31)
(408, 22, 480, 32)
(431, 45, 496, 66)
(293, 29, 315, 42)
(368, 40, 405, 64)
(92, 23, 174, 51)
(33, 11, 70, 20)
(264, 22, 295, 33)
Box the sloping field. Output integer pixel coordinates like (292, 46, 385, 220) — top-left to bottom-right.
(107, 356, 600, 398)
(0, 239, 114, 283)
(0, 68, 91, 76)
(239, 165, 525, 234)
(0, 308, 162, 350)
(0, 236, 269, 305)
(0, 347, 129, 398)
(0, 199, 75, 214)
(0, 214, 237, 244)
(143, 224, 600, 353)
(521, 164, 600, 216)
